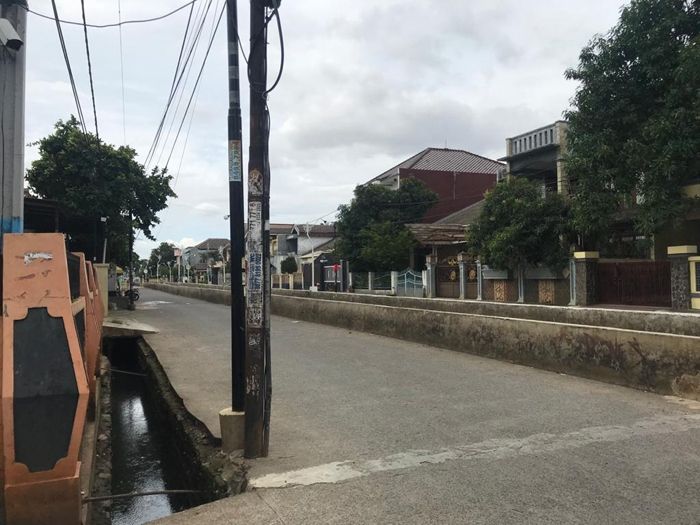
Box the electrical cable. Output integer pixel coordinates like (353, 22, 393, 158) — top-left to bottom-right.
(80, 0, 99, 139)
(154, 0, 214, 168)
(145, 0, 214, 168)
(148, 0, 207, 167)
(50, 0, 87, 133)
(26, 1, 198, 29)
(164, 2, 226, 169)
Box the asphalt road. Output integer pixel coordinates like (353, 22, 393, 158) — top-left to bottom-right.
(128, 288, 700, 525)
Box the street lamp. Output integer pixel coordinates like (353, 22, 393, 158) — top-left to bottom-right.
(167, 261, 173, 282)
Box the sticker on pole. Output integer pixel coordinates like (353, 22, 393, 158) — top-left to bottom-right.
(229, 140, 242, 182)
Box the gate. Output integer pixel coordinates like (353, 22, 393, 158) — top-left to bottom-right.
(436, 264, 459, 298)
(396, 270, 424, 297)
(597, 260, 671, 307)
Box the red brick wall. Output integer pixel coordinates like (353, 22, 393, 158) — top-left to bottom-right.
(400, 168, 497, 222)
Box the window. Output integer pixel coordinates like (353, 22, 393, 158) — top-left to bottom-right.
(529, 136, 532, 149)
(539, 132, 543, 145)
(550, 128, 554, 143)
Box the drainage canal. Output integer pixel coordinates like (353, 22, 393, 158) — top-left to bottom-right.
(103, 337, 207, 525)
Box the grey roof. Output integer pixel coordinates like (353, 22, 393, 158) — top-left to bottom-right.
(435, 199, 485, 226)
(406, 224, 467, 246)
(368, 148, 504, 184)
(292, 223, 336, 237)
(195, 238, 229, 250)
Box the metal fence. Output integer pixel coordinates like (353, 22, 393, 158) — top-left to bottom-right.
(353, 272, 369, 290)
(373, 271, 392, 290)
(396, 269, 424, 297)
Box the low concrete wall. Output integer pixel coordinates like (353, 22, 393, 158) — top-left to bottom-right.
(272, 294, 700, 399)
(146, 282, 230, 305)
(273, 289, 700, 337)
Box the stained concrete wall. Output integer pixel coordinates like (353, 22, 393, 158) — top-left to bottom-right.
(273, 289, 700, 337)
(272, 294, 700, 400)
(146, 282, 230, 306)
(144, 283, 700, 398)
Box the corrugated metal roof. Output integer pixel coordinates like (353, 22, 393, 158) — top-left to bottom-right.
(368, 148, 504, 184)
(406, 223, 467, 246)
(435, 199, 485, 226)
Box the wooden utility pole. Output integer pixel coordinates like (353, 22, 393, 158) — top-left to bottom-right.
(226, 0, 246, 413)
(245, 0, 272, 458)
(0, 0, 27, 241)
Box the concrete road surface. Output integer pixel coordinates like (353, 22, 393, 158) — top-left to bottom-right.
(124, 288, 700, 524)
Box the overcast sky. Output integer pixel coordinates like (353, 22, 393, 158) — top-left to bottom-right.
(24, 0, 628, 257)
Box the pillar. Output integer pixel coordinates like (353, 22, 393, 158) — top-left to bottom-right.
(390, 271, 398, 296)
(667, 246, 697, 311)
(573, 252, 599, 306)
(368, 272, 374, 291)
(476, 259, 483, 300)
(690, 256, 700, 311)
(94, 263, 109, 314)
(426, 254, 437, 299)
(457, 253, 467, 300)
(517, 267, 525, 303)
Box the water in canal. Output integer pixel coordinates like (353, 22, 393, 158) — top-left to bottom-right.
(108, 342, 194, 525)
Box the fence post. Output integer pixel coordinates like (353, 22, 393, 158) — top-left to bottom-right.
(573, 252, 599, 306)
(568, 258, 577, 306)
(517, 267, 525, 303)
(348, 272, 354, 291)
(667, 246, 697, 311)
(426, 254, 437, 298)
(288, 274, 294, 289)
(390, 271, 398, 296)
(421, 270, 428, 297)
(457, 252, 467, 300)
(476, 259, 483, 300)
(368, 271, 374, 291)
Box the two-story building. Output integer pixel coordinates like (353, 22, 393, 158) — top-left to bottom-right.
(365, 147, 503, 223)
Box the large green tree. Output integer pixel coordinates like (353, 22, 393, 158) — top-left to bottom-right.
(336, 178, 437, 271)
(467, 178, 571, 272)
(26, 117, 176, 265)
(148, 242, 177, 277)
(565, 0, 700, 247)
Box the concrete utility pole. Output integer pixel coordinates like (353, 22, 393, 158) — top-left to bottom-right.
(0, 0, 27, 243)
(245, 0, 275, 458)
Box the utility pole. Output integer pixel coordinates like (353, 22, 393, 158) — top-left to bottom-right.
(0, 0, 27, 243)
(128, 210, 135, 310)
(226, 0, 246, 415)
(245, 0, 274, 458)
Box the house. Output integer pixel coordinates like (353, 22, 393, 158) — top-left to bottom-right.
(365, 147, 503, 222)
(406, 200, 485, 299)
(182, 238, 229, 284)
(498, 120, 570, 196)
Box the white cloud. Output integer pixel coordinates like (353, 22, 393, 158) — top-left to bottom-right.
(25, 0, 628, 258)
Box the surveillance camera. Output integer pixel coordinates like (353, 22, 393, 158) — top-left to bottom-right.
(0, 19, 23, 51)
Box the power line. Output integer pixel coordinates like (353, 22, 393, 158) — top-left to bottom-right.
(26, 1, 198, 29)
(153, 0, 212, 168)
(50, 0, 87, 133)
(80, 0, 99, 139)
(164, 1, 226, 169)
(145, 0, 214, 168)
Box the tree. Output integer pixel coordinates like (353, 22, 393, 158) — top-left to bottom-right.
(336, 178, 438, 271)
(467, 178, 571, 272)
(26, 117, 176, 265)
(280, 256, 298, 274)
(565, 0, 700, 247)
(148, 242, 176, 277)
